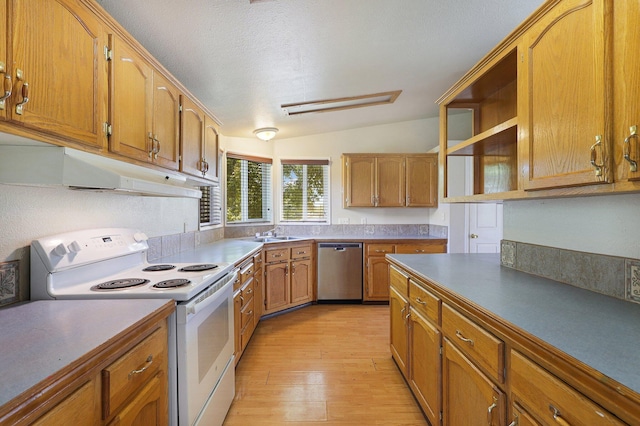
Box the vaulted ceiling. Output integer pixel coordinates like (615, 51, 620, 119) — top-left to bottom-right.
(96, 0, 544, 140)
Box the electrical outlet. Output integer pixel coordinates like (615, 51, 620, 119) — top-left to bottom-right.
(0, 260, 19, 306)
(338, 218, 350, 224)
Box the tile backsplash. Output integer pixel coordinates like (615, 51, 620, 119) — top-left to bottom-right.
(501, 240, 638, 304)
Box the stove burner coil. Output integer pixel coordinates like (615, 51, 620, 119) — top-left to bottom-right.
(91, 278, 150, 290)
(178, 264, 218, 272)
(143, 264, 176, 272)
(153, 278, 191, 289)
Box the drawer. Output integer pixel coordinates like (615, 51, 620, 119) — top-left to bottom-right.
(389, 265, 409, 297)
(241, 313, 256, 351)
(396, 243, 446, 254)
(511, 351, 623, 425)
(102, 324, 167, 418)
(241, 278, 255, 306)
(265, 248, 289, 263)
(291, 244, 312, 259)
(240, 262, 254, 284)
(409, 279, 440, 324)
(366, 243, 395, 256)
(442, 303, 504, 383)
(253, 251, 263, 268)
(240, 296, 255, 329)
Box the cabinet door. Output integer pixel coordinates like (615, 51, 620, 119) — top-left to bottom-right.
(32, 379, 97, 426)
(0, 0, 6, 121)
(290, 258, 312, 304)
(345, 156, 375, 207)
(442, 339, 505, 426)
(520, 0, 612, 190)
(365, 256, 390, 301)
(406, 155, 437, 207)
(264, 262, 289, 313)
(253, 266, 263, 326)
(152, 73, 180, 170)
(180, 96, 205, 178)
(376, 156, 405, 207)
(109, 35, 153, 161)
(233, 291, 242, 361)
(203, 116, 220, 182)
(107, 373, 167, 426)
(613, 1, 640, 181)
(409, 308, 441, 426)
(510, 403, 541, 426)
(389, 286, 409, 378)
(11, 0, 107, 148)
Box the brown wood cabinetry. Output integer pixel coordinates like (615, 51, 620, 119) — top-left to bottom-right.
(263, 242, 314, 316)
(364, 241, 446, 302)
(0, 302, 173, 425)
(342, 154, 437, 208)
(234, 250, 261, 364)
(181, 97, 219, 182)
(388, 259, 640, 425)
(438, 0, 640, 202)
(0, 0, 108, 149)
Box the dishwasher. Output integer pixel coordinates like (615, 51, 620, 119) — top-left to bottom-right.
(317, 242, 363, 301)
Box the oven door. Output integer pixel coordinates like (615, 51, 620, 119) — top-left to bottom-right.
(176, 270, 236, 426)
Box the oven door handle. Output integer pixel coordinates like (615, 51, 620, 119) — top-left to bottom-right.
(180, 269, 238, 320)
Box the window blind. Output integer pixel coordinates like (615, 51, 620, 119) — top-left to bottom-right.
(280, 159, 330, 223)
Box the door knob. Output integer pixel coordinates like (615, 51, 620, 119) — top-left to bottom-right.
(470, 234, 479, 239)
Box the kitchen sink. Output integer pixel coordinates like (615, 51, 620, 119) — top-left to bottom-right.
(252, 236, 304, 243)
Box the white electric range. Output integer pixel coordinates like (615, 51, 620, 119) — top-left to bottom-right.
(30, 228, 237, 426)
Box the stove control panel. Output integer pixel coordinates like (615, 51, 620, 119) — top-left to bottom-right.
(31, 228, 149, 272)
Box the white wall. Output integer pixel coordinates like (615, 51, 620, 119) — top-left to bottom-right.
(503, 193, 640, 259)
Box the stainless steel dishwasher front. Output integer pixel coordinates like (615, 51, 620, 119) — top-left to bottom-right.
(317, 242, 363, 301)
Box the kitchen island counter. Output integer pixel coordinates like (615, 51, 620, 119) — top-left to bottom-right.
(0, 299, 174, 415)
(386, 253, 640, 396)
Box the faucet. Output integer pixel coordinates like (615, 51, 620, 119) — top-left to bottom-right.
(263, 226, 281, 237)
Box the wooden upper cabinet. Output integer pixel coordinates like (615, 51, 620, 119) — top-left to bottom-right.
(376, 156, 405, 207)
(203, 116, 220, 182)
(406, 155, 437, 207)
(109, 34, 153, 162)
(9, 0, 108, 148)
(344, 155, 375, 207)
(614, 1, 640, 182)
(152, 73, 180, 170)
(520, 0, 613, 190)
(343, 154, 436, 207)
(180, 96, 205, 178)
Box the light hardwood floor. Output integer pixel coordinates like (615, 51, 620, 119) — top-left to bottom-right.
(223, 304, 428, 425)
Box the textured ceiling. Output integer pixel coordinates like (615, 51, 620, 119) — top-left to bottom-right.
(95, 0, 545, 140)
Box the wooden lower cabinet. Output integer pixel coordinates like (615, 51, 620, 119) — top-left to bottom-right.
(365, 241, 446, 302)
(408, 307, 441, 426)
(263, 242, 314, 315)
(442, 339, 505, 426)
(389, 285, 409, 377)
(234, 251, 261, 364)
(106, 373, 165, 426)
(32, 379, 99, 426)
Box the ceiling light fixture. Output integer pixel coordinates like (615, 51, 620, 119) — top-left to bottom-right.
(253, 127, 279, 141)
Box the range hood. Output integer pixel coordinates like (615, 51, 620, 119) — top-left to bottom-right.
(0, 145, 202, 198)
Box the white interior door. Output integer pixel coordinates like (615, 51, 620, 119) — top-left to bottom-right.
(468, 203, 503, 253)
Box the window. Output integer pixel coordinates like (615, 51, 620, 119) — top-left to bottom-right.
(281, 159, 330, 223)
(199, 184, 222, 228)
(226, 153, 272, 224)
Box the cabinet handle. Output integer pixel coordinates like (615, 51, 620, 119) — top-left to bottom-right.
(0, 65, 11, 110)
(246, 310, 253, 315)
(272, 254, 282, 258)
(590, 135, 604, 177)
(14, 69, 28, 115)
(487, 396, 498, 425)
(246, 288, 253, 294)
(148, 133, 155, 158)
(240, 295, 244, 304)
(508, 412, 519, 426)
(297, 251, 306, 255)
(414, 297, 427, 306)
(414, 249, 425, 253)
(623, 125, 638, 172)
(128, 355, 153, 378)
(375, 250, 387, 253)
(455, 329, 474, 346)
(549, 405, 571, 426)
(153, 136, 160, 160)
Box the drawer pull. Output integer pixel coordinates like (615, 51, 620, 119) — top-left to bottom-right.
(414, 297, 427, 306)
(508, 412, 518, 426)
(375, 249, 387, 253)
(549, 405, 571, 426)
(128, 355, 153, 379)
(297, 251, 306, 255)
(455, 330, 474, 346)
(246, 310, 253, 316)
(414, 249, 425, 253)
(272, 254, 282, 258)
(487, 396, 498, 425)
(246, 288, 253, 294)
